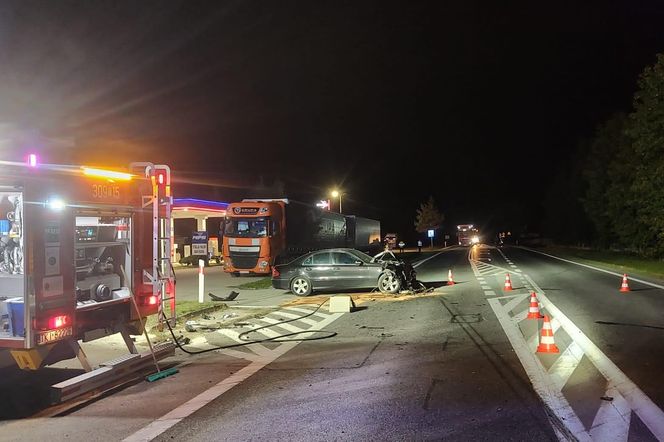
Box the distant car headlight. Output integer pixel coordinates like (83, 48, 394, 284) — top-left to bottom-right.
(471, 236, 479, 244)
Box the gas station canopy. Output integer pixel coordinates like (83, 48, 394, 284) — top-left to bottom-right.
(172, 198, 228, 219)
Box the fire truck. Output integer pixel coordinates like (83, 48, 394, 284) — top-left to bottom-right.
(0, 156, 175, 379)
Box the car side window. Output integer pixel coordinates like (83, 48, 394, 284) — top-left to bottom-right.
(302, 255, 313, 265)
(312, 252, 331, 265)
(332, 252, 356, 265)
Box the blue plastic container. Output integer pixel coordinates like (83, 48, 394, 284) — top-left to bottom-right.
(7, 298, 24, 337)
(0, 220, 9, 235)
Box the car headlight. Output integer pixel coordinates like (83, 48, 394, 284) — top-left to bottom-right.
(259, 261, 269, 267)
(471, 236, 479, 244)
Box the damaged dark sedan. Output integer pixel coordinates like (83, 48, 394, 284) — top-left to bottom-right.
(271, 248, 420, 296)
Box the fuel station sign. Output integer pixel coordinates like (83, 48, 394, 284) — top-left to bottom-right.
(192, 231, 208, 256)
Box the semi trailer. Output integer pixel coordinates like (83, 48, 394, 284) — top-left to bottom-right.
(222, 199, 380, 275)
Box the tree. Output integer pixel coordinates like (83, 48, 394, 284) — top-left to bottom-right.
(625, 52, 664, 255)
(581, 113, 633, 248)
(414, 196, 445, 233)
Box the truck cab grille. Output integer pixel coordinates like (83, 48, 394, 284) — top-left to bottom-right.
(230, 252, 259, 269)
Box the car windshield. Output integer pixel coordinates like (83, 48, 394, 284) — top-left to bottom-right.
(224, 217, 268, 238)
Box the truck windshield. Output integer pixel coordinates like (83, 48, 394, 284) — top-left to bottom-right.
(224, 217, 268, 238)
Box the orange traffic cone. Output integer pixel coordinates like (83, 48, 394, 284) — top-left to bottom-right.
(537, 315, 559, 353)
(447, 269, 455, 285)
(620, 274, 630, 293)
(503, 273, 513, 291)
(526, 292, 544, 319)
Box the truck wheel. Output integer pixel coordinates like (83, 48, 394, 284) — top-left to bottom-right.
(378, 271, 401, 294)
(290, 276, 312, 297)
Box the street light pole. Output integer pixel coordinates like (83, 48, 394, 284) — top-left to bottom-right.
(339, 192, 342, 214)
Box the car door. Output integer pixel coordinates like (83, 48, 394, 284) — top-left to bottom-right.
(303, 252, 333, 290)
(330, 251, 362, 289)
(332, 251, 381, 290)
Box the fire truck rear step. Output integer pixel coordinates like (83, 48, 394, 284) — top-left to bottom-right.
(51, 341, 176, 403)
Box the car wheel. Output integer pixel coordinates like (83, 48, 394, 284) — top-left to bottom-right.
(230, 272, 240, 277)
(378, 271, 401, 294)
(290, 276, 312, 297)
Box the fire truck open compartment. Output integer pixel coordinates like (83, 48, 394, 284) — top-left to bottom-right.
(75, 214, 132, 309)
(0, 190, 24, 341)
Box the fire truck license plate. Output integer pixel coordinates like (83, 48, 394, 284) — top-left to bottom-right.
(37, 326, 73, 345)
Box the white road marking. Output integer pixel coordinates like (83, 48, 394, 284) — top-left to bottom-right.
(548, 341, 584, 391)
(484, 290, 496, 296)
(502, 292, 531, 313)
(272, 311, 320, 326)
(522, 248, 664, 290)
(487, 296, 592, 441)
(282, 306, 331, 318)
(511, 309, 528, 323)
(526, 274, 664, 440)
(470, 247, 663, 440)
(258, 316, 308, 334)
(123, 360, 270, 442)
(589, 385, 631, 441)
(215, 329, 273, 358)
(124, 312, 343, 442)
(412, 252, 443, 268)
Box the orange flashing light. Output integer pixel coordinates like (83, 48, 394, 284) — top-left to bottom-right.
(83, 167, 133, 181)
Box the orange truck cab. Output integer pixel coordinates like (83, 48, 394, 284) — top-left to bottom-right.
(222, 198, 351, 275)
(222, 200, 286, 275)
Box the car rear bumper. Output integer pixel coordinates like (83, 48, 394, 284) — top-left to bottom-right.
(271, 278, 290, 290)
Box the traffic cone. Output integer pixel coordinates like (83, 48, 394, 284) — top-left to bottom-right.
(526, 292, 544, 319)
(620, 274, 630, 293)
(503, 273, 513, 291)
(447, 269, 455, 285)
(537, 315, 559, 353)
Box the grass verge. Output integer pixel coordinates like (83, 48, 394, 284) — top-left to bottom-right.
(234, 277, 273, 290)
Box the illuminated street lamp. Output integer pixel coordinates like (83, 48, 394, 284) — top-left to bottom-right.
(331, 189, 342, 213)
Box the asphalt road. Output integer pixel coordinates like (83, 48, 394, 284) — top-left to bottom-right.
(500, 246, 664, 434)
(153, 246, 557, 441)
(3, 245, 664, 440)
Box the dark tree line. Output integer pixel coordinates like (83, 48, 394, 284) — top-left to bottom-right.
(545, 53, 664, 257)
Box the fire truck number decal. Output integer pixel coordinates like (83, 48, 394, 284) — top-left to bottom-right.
(92, 184, 120, 200)
(36, 326, 73, 345)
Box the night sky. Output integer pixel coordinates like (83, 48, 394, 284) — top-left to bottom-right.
(1, 1, 664, 242)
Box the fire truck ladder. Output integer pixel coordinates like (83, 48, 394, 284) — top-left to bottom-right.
(134, 163, 176, 331)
